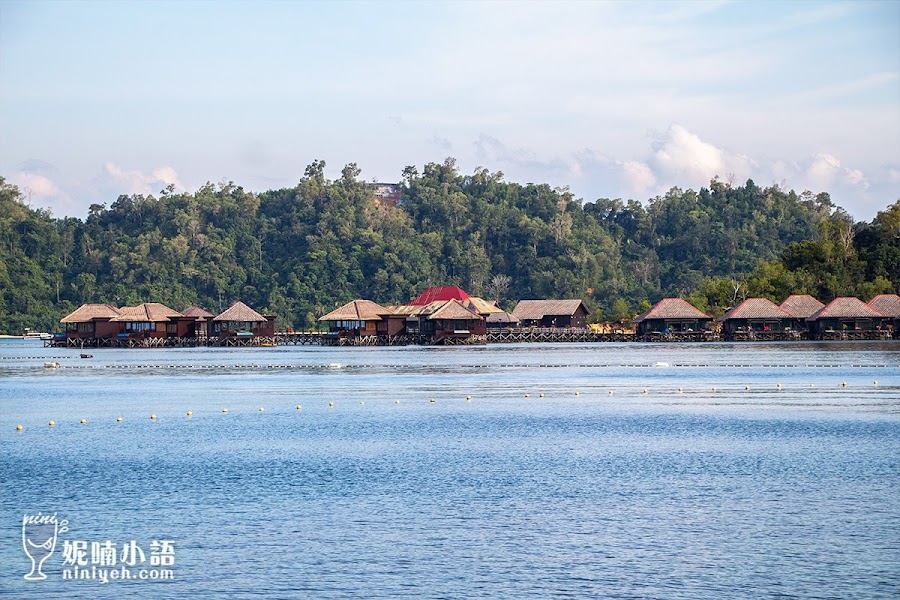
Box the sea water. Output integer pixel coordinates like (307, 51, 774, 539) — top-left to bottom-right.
(1, 340, 898, 598)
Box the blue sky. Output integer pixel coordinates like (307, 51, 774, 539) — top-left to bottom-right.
(1, 0, 898, 219)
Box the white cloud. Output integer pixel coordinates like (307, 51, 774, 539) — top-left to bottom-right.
(459, 124, 893, 219)
(98, 162, 184, 196)
(8, 172, 78, 214)
(620, 160, 656, 196)
(649, 124, 755, 188)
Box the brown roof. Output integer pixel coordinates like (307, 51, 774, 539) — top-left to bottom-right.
(779, 295, 824, 318)
(868, 294, 900, 318)
(113, 302, 183, 322)
(486, 311, 519, 324)
(463, 296, 504, 315)
(318, 299, 391, 322)
(719, 298, 793, 322)
(60, 303, 121, 323)
(634, 298, 711, 322)
(511, 299, 587, 320)
(426, 299, 482, 321)
(213, 301, 267, 322)
(807, 297, 885, 321)
(385, 304, 419, 316)
(182, 306, 215, 320)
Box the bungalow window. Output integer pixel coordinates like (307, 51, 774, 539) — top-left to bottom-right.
(76, 322, 93, 333)
(166, 323, 177, 334)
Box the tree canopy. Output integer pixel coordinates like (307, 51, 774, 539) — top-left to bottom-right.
(1, 162, 896, 334)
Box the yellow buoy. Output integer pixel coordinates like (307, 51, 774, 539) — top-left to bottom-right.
(711, 387, 717, 392)
(394, 400, 400, 404)
(466, 395, 472, 401)
(222, 408, 228, 413)
(16, 424, 23, 431)
(776, 383, 782, 390)
(80, 419, 86, 425)
(642, 389, 648, 394)
(48, 421, 55, 427)
(539, 393, 544, 398)
(841, 382, 847, 388)
(575, 391, 580, 396)
(430, 398, 436, 404)
(295, 405, 302, 410)
(745, 386, 750, 391)
(359, 401, 365, 406)
(259, 407, 265, 412)
(873, 380, 878, 386)
(677, 388, 683, 393)
(187, 410, 193, 416)
(524, 393, 530, 398)
(810, 384, 814, 388)
(150, 414, 157, 420)
(608, 390, 613, 395)
(328, 402, 334, 407)
(116, 417, 123, 422)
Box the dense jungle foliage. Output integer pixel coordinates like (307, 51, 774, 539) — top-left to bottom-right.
(1, 158, 898, 333)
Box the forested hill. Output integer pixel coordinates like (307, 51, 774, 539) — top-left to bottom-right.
(1, 159, 898, 333)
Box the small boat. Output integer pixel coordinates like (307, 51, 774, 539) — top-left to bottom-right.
(80, 353, 93, 359)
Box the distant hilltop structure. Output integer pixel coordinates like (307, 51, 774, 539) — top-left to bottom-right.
(371, 183, 401, 207)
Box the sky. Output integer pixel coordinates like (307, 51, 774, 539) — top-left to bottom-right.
(1, 0, 898, 220)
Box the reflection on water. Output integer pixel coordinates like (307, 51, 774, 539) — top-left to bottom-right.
(0, 340, 898, 598)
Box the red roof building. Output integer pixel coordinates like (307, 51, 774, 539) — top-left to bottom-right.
(409, 286, 471, 306)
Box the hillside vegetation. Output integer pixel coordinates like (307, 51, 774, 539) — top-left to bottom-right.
(1, 159, 897, 333)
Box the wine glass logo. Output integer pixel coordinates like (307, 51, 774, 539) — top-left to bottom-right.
(22, 513, 68, 581)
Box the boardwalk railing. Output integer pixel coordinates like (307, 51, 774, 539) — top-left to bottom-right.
(49, 328, 896, 348)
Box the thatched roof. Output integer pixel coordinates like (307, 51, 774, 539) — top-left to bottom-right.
(182, 306, 215, 321)
(318, 299, 391, 322)
(868, 294, 900, 318)
(719, 298, 793, 322)
(463, 296, 504, 315)
(634, 298, 711, 322)
(213, 301, 267, 322)
(112, 302, 183, 322)
(60, 303, 121, 323)
(512, 299, 587, 320)
(426, 299, 482, 321)
(807, 297, 885, 321)
(385, 304, 419, 316)
(486, 311, 519, 325)
(409, 286, 470, 306)
(780, 295, 824, 318)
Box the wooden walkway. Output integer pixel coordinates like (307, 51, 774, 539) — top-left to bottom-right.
(48, 329, 896, 349)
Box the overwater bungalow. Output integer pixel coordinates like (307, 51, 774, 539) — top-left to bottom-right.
(113, 302, 193, 339)
(806, 297, 887, 338)
(61, 303, 123, 341)
(779, 294, 825, 332)
(212, 301, 276, 341)
(318, 299, 396, 339)
(634, 298, 712, 335)
(391, 299, 486, 343)
(719, 298, 795, 336)
(511, 300, 588, 329)
(868, 294, 900, 336)
(182, 305, 215, 337)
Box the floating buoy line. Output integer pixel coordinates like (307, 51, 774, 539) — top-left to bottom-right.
(10, 380, 895, 432)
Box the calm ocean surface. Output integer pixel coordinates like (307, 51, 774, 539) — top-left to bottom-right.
(1, 339, 898, 599)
